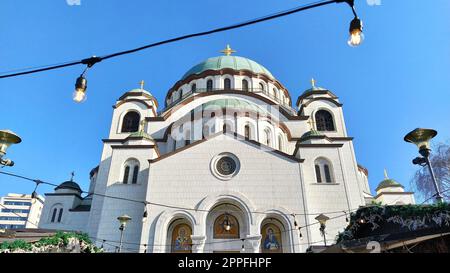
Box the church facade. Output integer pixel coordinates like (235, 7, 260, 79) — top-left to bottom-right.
(39, 46, 407, 253)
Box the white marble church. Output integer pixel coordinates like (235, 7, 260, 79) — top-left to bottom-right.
(39, 46, 414, 253)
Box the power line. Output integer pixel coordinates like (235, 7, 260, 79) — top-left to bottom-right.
(0, 170, 361, 217)
(0, 0, 355, 79)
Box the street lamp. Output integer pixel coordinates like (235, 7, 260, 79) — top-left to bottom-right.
(117, 214, 132, 253)
(315, 214, 330, 246)
(0, 130, 21, 167)
(404, 128, 444, 203)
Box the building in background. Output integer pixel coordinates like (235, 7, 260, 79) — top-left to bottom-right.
(0, 193, 44, 229)
(373, 170, 415, 205)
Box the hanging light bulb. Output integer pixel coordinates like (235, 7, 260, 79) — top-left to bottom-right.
(73, 75, 87, 103)
(298, 227, 303, 239)
(31, 180, 41, 204)
(241, 239, 245, 252)
(347, 17, 364, 47)
(223, 214, 232, 231)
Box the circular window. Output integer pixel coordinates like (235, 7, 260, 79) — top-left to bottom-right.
(211, 153, 240, 180)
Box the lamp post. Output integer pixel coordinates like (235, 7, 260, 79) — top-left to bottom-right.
(404, 128, 443, 203)
(117, 214, 132, 253)
(315, 214, 330, 246)
(0, 130, 21, 167)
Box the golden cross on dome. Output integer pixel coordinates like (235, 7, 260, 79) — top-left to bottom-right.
(70, 171, 75, 181)
(307, 117, 316, 130)
(384, 169, 389, 179)
(311, 78, 316, 87)
(139, 80, 145, 90)
(220, 44, 236, 56)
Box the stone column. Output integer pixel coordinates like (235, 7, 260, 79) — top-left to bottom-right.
(245, 235, 262, 253)
(191, 235, 206, 253)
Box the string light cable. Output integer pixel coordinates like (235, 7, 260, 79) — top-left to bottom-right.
(0, 0, 362, 80)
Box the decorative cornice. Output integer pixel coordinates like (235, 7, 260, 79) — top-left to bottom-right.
(157, 90, 308, 121)
(296, 90, 338, 105)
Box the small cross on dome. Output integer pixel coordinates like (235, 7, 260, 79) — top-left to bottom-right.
(307, 118, 316, 130)
(311, 78, 316, 87)
(139, 80, 145, 90)
(220, 44, 236, 56)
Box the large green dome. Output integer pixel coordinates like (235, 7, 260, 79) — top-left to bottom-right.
(182, 55, 275, 80)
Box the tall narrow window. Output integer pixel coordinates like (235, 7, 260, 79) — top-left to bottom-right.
(259, 82, 265, 91)
(57, 208, 63, 223)
(123, 166, 130, 184)
(191, 83, 196, 92)
(315, 110, 335, 131)
(324, 165, 332, 183)
(242, 79, 249, 91)
(264, 129, 271, 146)
(51, 208, 57, 222)
(315, 165, 322, 183)
(244, 125, 250, 140)
(278, 135, 283, 151)
(207, 79, 213, 91)
(224, 78, 231, 90)
(185, 130, 191, 146)
(121, 112, 140, 133)
(132, 166, 139, 184)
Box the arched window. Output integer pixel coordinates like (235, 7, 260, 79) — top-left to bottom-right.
(121, 112, 140, 133)
(57, 208, 63, 223)
(171, 223, 192, 253)
(244, 125, 251, 140)
(315, 110, 335, 131)
(259, 82, 265, 91)
(51, 208, 57, 223)
(261, 222, 283, 253)
(207, 79, 213, 91)
(278, 134, 283, 151)
(123, 166, 130, 184)
(122, 159, 140, 184)
(132, 166, 139, 184)
(191, 83, 196, 92)
(264, 128, 271, 146)
(214, 213, 239, 239)
(314, 158, 334, 183)
(242, 79, 249, 91)
(224, 78, 231, 90)
(273, 88, 278, 99)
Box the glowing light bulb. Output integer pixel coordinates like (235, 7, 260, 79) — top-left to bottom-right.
(347, 17, 364, 47)
(73, 89, 87, 103)
(73, 75, 87, 103)
(348, 30, 364, 47)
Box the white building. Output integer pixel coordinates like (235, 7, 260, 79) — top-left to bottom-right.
(373, 170, 415, 205)
(0, 193, 44, 229)
(39, 46, 414, 253)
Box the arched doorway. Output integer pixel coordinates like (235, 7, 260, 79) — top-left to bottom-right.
(205, 203, 249, 253)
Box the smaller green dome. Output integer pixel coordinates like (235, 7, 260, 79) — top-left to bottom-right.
(128, 88, 153, 97)
(129, 130, 153, 140)
(299, 129, 322, 141)
(376, 179, 404, 192)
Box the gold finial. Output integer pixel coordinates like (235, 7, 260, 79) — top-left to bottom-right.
(139, 80, 145, 90)
(307, 117, 316, 130)
(220, 44, 236, 56)
(384, 169, 389, 179)
(311, 78, 316, 87)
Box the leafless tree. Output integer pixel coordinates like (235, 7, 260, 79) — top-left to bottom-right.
(411, 141, 450, 202)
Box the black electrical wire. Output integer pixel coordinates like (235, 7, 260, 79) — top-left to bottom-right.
(0, 0, 354, 79)
(0, 170, 362, 216)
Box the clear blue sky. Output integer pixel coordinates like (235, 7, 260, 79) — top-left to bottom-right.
(1, 0, 449, 201)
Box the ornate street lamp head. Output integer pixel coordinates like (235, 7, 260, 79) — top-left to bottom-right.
(404, 128, 437, 151)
